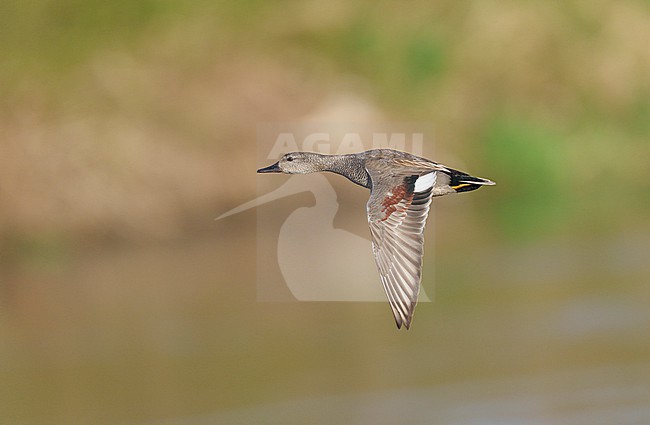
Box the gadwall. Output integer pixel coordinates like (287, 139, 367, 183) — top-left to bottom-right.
(258, 149, 495, 329)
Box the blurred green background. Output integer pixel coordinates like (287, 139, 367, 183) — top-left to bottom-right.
(1, 1, 649, 424)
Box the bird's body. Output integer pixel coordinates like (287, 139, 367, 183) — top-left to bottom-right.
(258, 149, 494, 329)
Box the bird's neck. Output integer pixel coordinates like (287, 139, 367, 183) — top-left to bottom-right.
(320, 154, 371, 189)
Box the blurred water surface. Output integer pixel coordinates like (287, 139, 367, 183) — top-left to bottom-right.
(173, 363, 650, 425)
(2, 227, 649, 424)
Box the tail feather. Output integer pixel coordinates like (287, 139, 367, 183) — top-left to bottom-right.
(446, 168, 495, 193)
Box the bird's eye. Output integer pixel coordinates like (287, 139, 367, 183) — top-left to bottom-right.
(286, 156, 293, 162)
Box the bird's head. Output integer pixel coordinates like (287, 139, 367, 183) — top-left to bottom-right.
(257, 152, 325, 174)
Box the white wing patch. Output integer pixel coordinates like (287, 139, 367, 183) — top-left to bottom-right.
(414, 172, 437, 193)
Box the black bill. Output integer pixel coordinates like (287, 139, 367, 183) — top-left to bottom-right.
(257, 162, 282, 173)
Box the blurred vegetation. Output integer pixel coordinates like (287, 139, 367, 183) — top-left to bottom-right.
(1, 0, 648, 252)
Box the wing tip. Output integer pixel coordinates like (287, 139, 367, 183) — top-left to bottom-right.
(475, 177, 496, 186)
(458, 176, 495, 186)
(393, 313, 414, 330)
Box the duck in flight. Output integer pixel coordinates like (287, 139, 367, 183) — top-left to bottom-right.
(257, 149, 495, 329)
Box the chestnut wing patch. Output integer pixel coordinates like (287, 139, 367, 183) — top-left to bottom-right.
(379, 175, 417, 221)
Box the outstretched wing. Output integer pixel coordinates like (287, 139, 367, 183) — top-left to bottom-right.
(366, 170, 437, 329)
